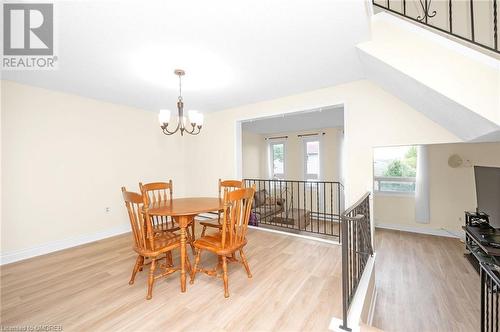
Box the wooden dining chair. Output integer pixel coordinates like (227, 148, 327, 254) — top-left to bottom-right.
(199, 179, 245, 237)
(140, 181, 196, 253)
(190, 185, 256, 298)
(122, 187, 190, 300)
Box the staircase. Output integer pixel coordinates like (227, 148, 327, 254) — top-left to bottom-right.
(357, 12, 500, 142)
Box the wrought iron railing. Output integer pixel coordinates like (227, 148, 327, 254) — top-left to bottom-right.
(243, 179, 344, 240)
(340, 192, 373, 331)
(481, 262, 500, 332)
(373, 0, 499, 54)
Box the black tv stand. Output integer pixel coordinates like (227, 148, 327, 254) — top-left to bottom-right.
(463, 212, 500, 272)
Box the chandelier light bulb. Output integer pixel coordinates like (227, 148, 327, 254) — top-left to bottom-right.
(188, 110, 199, 124)
(197, 113, 204, 126)
(159, 109, 171, 124)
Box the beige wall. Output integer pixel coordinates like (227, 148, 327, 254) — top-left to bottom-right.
(374, 142, 500, 234)
(241, 131, 266, 179)
(242, 127, 343, 182)
(1, 81, 188, 254)
(182, 80, 460, 206)
(1, 79, 462, 258)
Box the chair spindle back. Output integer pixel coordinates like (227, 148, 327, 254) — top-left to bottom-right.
(218, 179, 245, 198)
(140, 181, 174, 232)
(122, 187, 151, 251)
(221, 186, 255, 249)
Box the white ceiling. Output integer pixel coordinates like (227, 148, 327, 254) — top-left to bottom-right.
(2, 0, 371, 112)
(242, 106, 344, 134)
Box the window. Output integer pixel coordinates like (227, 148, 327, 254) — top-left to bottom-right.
(270, 142, 285, 179)
(373, 146, 417, 194)
(304, 139, 320, 180)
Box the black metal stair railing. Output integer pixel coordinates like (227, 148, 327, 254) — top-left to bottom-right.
(339, 192, 373, 332)
(243, 179, 344, 240)
(481, 262, 500, 332)
(373, 0, 499, 54)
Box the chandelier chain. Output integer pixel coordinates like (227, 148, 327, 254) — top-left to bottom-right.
(178, 74, 183, 101)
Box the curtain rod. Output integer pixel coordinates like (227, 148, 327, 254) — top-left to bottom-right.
(265, 135, 288, 140)
(297, 132, 326, 138)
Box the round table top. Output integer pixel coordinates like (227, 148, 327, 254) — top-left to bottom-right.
(147, 197, 223, 216)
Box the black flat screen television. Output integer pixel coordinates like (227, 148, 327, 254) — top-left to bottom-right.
(474, 166, 500, 229)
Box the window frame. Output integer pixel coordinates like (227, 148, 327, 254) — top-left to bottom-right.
(302, 137, 321, 181)
(373, 176, 416, 196)
(373, 146, 418, 196)
(268, 140, 286, 179)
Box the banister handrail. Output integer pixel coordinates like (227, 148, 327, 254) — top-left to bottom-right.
(339, 192, 373, 331)
(480, 262, 500, 331)
(342, 192, 370, 216)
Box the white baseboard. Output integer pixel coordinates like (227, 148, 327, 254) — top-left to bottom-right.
(0, 224, 131, 265)
(248, 225, 340, 245)
(375, 223, 463, 239)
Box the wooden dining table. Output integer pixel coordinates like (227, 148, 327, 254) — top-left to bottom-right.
(146, 197, 224, 292)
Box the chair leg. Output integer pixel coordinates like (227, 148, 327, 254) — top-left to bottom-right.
(222, 255, 229, 298)
(217, 255, 223, 271)
(166, 251, 173, 267)
(190, 249, 202, 284)
(146, 258, 157, 300)
(240, 249, 252, 278)
(185, 252, 192, 275)
(186, 228, 196, 255)
(129, 255, 144, 285)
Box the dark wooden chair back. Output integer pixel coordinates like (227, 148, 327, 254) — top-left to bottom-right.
(220, 186, 255, 249)
(122, 187, 151, 251)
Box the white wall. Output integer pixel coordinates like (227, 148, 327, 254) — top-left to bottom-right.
(242, 127, 344, 181)
(182, 80, 460, 206)
(1, 81, 188, 257)
(374, 142, 500, 235)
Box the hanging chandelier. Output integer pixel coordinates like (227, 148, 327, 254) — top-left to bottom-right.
(158, 69, 203, 136)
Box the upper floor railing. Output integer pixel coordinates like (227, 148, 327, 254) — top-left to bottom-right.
(339, 192, 373, 331)
(244, 178, 344, 241)
(373, 0, 499, 54)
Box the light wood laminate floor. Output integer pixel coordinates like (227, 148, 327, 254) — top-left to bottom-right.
(1, 228, 342, 331)
(372, 229, 480, 332)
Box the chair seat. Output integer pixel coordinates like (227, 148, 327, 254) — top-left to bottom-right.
(199, 219, 222, 229)
(153, 222, 180, 233)
(193, 233, 247, 255)
(136, 231, 181, 256)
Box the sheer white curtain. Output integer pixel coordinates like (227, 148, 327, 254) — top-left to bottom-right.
(415, 145, 430, 223)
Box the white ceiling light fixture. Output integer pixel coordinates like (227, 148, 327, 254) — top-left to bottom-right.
(158, 69, 203, 136)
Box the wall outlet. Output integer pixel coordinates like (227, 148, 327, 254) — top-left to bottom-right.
(105, 207, 111, 213)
